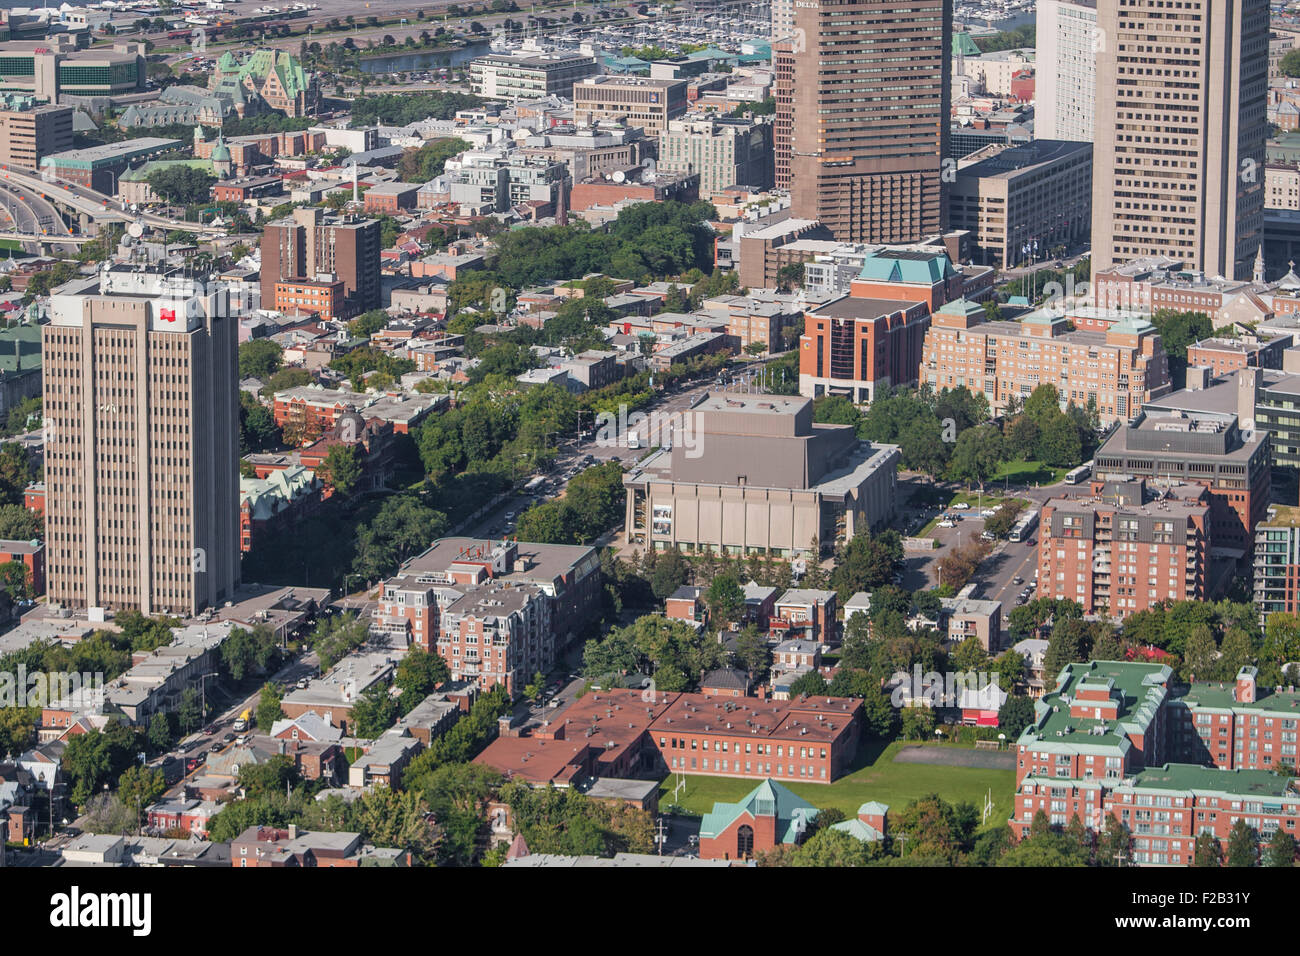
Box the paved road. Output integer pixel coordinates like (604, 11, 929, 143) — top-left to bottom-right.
(0, 180, 78, 256)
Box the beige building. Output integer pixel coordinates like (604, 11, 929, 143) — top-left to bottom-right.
(1091, 0, 1268, 280)
(0, 101, 72, 171)
(43, 266, 241, 616)
(659, 114, 773, 195)
(469, 51, 599, 102)
(572, 76, 688, 137)
(1266, 163, 1300, 211)
(949, 140, 1092, 269)
(940, 597, 1003, 652)
(920, 298, 1172, 423)
(961, 49, 1034, 98)
(622, 393, 899, 558)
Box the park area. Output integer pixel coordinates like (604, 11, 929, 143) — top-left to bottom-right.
(656, 740, 1016, 828)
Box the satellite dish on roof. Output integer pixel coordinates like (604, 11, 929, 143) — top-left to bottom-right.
(127, 222, 144, 239)
(612, 170, 626, 183)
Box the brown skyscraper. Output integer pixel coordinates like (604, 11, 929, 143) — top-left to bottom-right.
(43, 267, 241, 616)
(1091, 0, 1268, 280)
(777, 0, 950, 243)
(261, 207, 381, 318)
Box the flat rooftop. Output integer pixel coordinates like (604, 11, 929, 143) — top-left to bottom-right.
(809, 296, 918, 322)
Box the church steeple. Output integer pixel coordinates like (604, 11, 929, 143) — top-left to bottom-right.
(1253, 245, 1266, 284)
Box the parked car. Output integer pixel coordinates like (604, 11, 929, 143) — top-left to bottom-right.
(952, 502, 971, 510)
(938, 519, 956, 528)
(1013, 576, 1024, 585)
(981, 531, 996, 541)
(980, 509, 997, 518)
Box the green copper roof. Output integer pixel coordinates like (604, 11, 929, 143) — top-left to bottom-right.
(857, 250, 956, 285)
(952, 32, 982, 57)
(829, 817, 885, 843)
(935, 297, 985, 319)
(698, 778, 819, 844)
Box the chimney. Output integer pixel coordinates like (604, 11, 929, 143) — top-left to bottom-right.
(288, 823, 299, 840)
(1238, 367, 1259, 430)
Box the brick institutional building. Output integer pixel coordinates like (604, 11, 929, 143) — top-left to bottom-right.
(475, 688, 863, 786)
(1012, 660, 1300, 865)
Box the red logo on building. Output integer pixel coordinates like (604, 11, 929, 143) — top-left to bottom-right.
(160, 308, 176, 322)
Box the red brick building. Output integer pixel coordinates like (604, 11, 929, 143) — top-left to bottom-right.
(1037, 481, 1210, 618)
(1011, 660, 1300, 864)
(0, 538, 44, 594)
(698, 778, 820, 860)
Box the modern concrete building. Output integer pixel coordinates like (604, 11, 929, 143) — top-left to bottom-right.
(1035, 0, 1098, 143)
(1091, 0, 1268, 279)
(949, 140, 1093, 269)
(1253, 504, 1300, 621)
(622, 393, 899, 557)
(921, 299, 1172, 424)
(1038, 480, 1212, 618)
(260, 207, 381, 319)
(39, 137, 180, 192)
(659, 114, 774, 195)
(571, 76, 688, 137)
(0, 98, 72, 171)
(469, 51, 599, 102)
(776, 0, 950, 243)
(0, 38, 145, 101)
(1092, 409, 1271, 559)
(42, 266, 241, 616)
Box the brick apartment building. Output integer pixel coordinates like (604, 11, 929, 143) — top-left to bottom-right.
(261, 207, 380, 320)
(372, 537, 603, 690)
(0, 538, 44, 594)
(799, 293, 931, 403)
(921, 300, 1172, 424)
(1038, 480, 1211, 617)
(1185, 333, 1292, 377)
(770, 589, 837, 646)
(1013, 660, 1300, 864)
(1092, 409, 1271, 558)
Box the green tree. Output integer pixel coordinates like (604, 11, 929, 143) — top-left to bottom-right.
(1194, 832, 1224, 867)
(146, 712, 171, 755)
(788, 670, 828, 697)
(351, 683, 399, 738)
(256, 682, 284, 734)
(0, 504, 39, 540)
(0, 560, 32, 600)
(947, 424, 1004, 491)
(117, 764, 166, 824)
(318, 444, 363, 497)
(704, 573, 745, 626)
(1264, 829, 1297, 867)
(1226, 819, 1258, 867)
(238, 339, 284, 380)
(998, 695, 1036, 738)
(146, 165, 217, 204)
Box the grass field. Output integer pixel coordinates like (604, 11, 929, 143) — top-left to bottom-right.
(657, 740, 1015, 829)
(993, 459, 1070, 486)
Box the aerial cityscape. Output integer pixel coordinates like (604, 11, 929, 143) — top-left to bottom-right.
(0, 0, 1293, 897)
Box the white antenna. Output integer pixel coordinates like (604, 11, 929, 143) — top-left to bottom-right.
(352, 162, 358, 204)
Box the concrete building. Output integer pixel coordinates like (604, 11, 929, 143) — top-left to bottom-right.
(1092, 410, 1271, 559)
(1035, 0, 1098, 143)
(659, 114, 774, 195)
(469, 51, 599, 101)
(622, 393, 899, 558)
(261, 207, 381, 319)
(437, 581, 552, 695)
(39, 137, 180, 192)
(43, 266, 240, 616)
(572, 76, 688, 137)
(949, 140, 1093, 269)
(0, 39, 145, 101)
(1253, 504, 1300, 620)
(1091, 0, 1268, 279)
(777, 0, 949, 243)
(940, 596, 1004, 652)
(1038, 480, 1212, 618)
(0, 99, 71, 171)
(1145, 366, 1300, 482)
(921, 299, 1172, 424)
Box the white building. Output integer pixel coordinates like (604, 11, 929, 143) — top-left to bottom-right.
(1036, 0, 1099, 143)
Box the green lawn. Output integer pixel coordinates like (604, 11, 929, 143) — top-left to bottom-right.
(657, 740, 1015, 830)
(992, 459, 1070, 485)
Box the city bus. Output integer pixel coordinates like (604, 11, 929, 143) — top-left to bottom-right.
(1008, 509, 1039, 543)
(1064, 461, 1093, 485)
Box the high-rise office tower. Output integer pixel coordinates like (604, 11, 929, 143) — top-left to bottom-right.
(43, 266, 241, 616)
(261, 207, 381, 318)
(1036, 0, 1098, 143)
(1091, 0, 1268, 280)
(776, 0, 950, 243)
